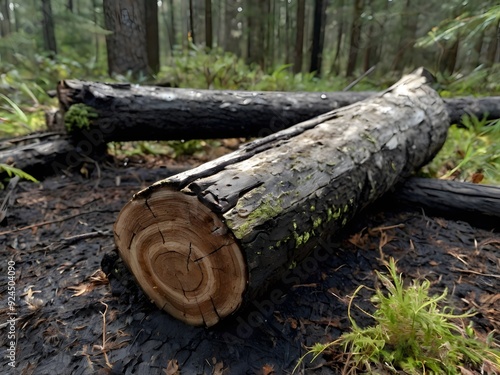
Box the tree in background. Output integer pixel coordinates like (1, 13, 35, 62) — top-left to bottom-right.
(103, 0, 158, 78)
(0, 0, 498, 85)
(293, 0, 305, 74)
(205, 0, 212, 49)
(145, 0, 159, 74)
(310, 0, 327, 76)
(346, 0, 364, 77)
(41, 0, 57, 58)
(0, 0, 11, 37)
(246, 0, 266, 68)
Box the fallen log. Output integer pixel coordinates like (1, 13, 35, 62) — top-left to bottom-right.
(56, 79, 498, 141)
(0, 132, 107, 179)
(390, 177, 500, 230)
(113, 68, 450, 326)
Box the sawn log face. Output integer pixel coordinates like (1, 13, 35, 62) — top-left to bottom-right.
(113, 69, 450, 326)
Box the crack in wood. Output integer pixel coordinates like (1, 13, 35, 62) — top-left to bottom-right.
(193, 244, 228, 263)
(209, 296, 221, 321)
(144, 197, 156, 218)
(127, 232, 136, 250)
(157, 225, 165, 244)
(187, 243, 192, 272)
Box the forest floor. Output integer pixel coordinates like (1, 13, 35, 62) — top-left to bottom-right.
(1, 153, 499, 375)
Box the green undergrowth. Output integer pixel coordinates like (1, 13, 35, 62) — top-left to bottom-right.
(0, 163, 38, 190)
(422, 115, 500, 184)
(1, 49, 499, 185)
(295, 258, 500, 374)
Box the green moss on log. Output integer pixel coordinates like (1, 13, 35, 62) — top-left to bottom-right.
(230, 196, 283, 239)
(64, 104, 98, 133)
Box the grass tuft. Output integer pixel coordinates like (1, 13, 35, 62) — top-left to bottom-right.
(295, 258, 500, 374)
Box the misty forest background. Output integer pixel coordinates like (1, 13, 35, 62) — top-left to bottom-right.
(0, 0, 499, 183)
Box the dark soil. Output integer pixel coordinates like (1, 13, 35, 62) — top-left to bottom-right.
(1, 156, 499, 375)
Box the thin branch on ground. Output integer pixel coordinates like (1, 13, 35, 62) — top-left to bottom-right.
(0, 209, 116, 236)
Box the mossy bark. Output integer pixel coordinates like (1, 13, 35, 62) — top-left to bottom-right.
(113, 68, 450, 326)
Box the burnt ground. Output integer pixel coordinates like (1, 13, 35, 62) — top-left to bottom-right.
(0, 156, 499, 375)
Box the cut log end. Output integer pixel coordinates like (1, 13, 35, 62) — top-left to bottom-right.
(113, 188, 247, 327)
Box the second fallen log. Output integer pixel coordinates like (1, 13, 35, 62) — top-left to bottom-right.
(113, 69, 450, 327)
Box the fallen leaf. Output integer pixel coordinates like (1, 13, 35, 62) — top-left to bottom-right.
(471, 171, 484, 184)
(213, 360, 224, 375)
(262, 363, 275, 375)
(164, 359, 179, 375)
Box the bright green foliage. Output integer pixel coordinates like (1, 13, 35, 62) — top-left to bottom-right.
(0, 163, 38, 190)
(0, 92, 46, 137)
(157, 48, 380, 92)
(64, 104, 98, 133)
(437, 67, 500, 97)
(296, 258, 500, 374)
(417, 5, 500, 48)
(422, 116, 500, 184)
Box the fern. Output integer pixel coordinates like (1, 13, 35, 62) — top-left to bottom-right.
(0, 163, 38, 183)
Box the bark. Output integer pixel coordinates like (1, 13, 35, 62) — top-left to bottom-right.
(56, 79, 500, 142)
(113, 69, 449, 326)
(391, 177, 500, 229)
(103, 0, 148, 77)
(56, 79, 372, 141)
(0, 133, 105, 180)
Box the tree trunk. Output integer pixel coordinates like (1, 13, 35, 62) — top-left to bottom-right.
(330, 0, 344, 75)
(56, 79, 500, 142)
(205, 0, 212, 49)
(168, 0, 176, 50)
(309, 0, 327, 76)
(103, 0, 149, 77)
(293, 0, 305, 74)
(246, 0, 266, 68)
(41, 0, 57, 58)
(440, 38, 460, 75)
(0, 133, 106, 180)
(56, 79, 374, 141)
(145, 0, 159, 74)
(188, 0, 195, 44)
(113, 69, 449, 326)
(0, 0, 11, 37)
(392, 0, 418, 73)
(346, 0, 363, 77)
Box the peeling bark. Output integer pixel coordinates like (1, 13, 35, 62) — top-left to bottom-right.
(113, 68, 450, 326)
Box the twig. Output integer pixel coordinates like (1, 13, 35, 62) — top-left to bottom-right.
(0, 209, 115, 236)
(451, 268, 500, 279)
(369, 223, 405, 232)
(30, 230, 113, 252)
(96, 301, 113, 369)
(343, 65, 376, 91)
